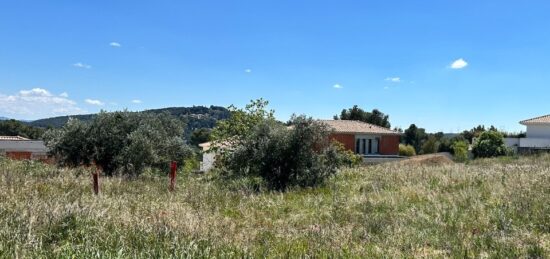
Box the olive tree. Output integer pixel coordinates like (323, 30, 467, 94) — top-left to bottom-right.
(212, 100, 358, 190)
(44, 111, 193, 176)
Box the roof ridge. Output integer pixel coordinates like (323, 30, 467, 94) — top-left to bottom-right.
(520, 114, 550, 124)
(318, 119, 400, 134)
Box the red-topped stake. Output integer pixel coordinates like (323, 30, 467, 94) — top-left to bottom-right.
(169, 161, 177, 191)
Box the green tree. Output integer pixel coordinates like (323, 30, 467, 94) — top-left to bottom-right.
(213, 100, 356, 190)
(452, 140, 469, 162)
(334, 106, 391, 128)
(471, 131, 507, 158)
(219, 115, 352, 190)
(44, 111, 193, 176)
(43, 118, 92, 167)
(211, 98, 275, 147)
(189, 128, 211, 147)
(403, 124, 428, 153)
(421, 136, 440, 154)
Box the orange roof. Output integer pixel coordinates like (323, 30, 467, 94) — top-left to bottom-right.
(520, 115, 550, 125)
(320, 120, 401, 135)
(0, 136, 30, 141)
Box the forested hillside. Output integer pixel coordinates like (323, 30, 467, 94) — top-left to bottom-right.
(26, 106, 230, 140)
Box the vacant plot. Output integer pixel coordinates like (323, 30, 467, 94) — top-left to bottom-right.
(0, 155, 549, 258)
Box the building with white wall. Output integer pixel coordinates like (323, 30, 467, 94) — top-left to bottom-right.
(505, 115, 550, 153)
(0, 136, 48, 160)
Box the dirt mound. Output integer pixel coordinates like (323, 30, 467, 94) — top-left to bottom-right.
(400, 153, 454, 166)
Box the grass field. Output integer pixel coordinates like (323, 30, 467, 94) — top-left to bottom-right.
(1, 155, 549, 258)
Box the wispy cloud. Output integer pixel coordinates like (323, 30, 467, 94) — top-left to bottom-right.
(131, 99, 142, 104)
(0, 88, 85, 119)
(85, 99, 104, 106)
(73, 62, 91, 69)
(450, 58, 468, 69)
(244, 69, 252, 73)
(385, 77, 401, 83)
(59, 92, 69, 98)
(109, 42, 121, 47)
(333, 84, 343, 89)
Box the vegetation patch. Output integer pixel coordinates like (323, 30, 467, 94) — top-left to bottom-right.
(1, 154, 549, 257)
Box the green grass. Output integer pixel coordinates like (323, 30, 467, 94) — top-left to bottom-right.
(0, 155, 549, 258)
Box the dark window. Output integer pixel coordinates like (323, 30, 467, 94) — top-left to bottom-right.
(356, 139, 360, 154)
(362, 139, 366, 154)
(368, 139, 372, 154)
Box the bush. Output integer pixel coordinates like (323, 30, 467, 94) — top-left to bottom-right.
(472, 131, 507, 158)
(421, 136, 440, 154)
(219, 116, 350, 190)
(399, 144, 416, 157)
(44, 111, 193, 176)
(452, 140, 469, 162)
(331, 141, 363, 167)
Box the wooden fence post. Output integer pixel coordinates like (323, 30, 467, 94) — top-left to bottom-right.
(169, 161, 177, 191)
(93, 166, 100, 195)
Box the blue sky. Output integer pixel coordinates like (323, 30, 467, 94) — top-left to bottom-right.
(1, 1, 549, 132)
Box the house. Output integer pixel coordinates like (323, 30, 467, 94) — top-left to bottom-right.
(320, 120, 402, 159)
(198, 120, 402, 171)
(505, 115, 550, 153)
(0, 136, 49, 161)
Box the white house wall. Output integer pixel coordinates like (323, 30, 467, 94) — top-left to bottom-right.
(526, 125, 550, 138)
(200, 152, 216, 172)
(0, 140, 48, 154)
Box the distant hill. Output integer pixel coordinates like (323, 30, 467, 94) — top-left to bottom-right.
(0, 117, 9, 121)
(28, 106, 231, 138)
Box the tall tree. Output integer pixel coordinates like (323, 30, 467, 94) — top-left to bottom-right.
(335, 105, 391, 128)
(403, 124, 428, 153)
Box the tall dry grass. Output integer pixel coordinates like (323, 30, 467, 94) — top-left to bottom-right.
(0, 155, 548, 258)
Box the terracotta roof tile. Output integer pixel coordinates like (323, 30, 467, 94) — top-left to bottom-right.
(520, 115, 550, 125)
(319, 120, 401, 135)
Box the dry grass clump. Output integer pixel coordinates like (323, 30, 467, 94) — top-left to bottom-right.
(0, 154, 549, 257)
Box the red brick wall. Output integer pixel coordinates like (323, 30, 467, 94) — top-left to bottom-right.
(329, 133, 355, 152)
(379, 135, 400, 155)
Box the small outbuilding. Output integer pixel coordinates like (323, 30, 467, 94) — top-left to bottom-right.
(0, 136, 49, 161)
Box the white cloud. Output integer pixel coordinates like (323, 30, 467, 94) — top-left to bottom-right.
(85, 99, 104, 106)
(385, 77, 401, 83)
(73, 62, 91, 69)
(244, 69, 252, 73)
(450, 58, 468, 69)
(20, 88, 52, 97)
(131, 99, 142, 104)
(59, 92, 69, 98)
(0, 88, 85, 119)
(333, 84, 343, 89)
(110, 42, 121, 47)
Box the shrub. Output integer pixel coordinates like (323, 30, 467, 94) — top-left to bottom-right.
(44, 111, 193, 176)
(472, 131, 507, 158)
(399, 144, 416, 157)
(421, 136, 440, 154)
(331, 141, 363, 167)
(220, 116, 349, 190)
(452, 140, 469, 162)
